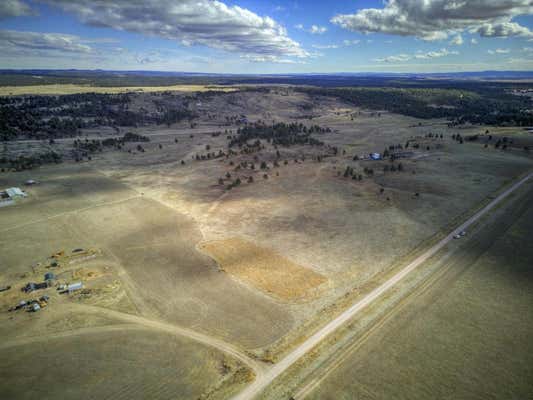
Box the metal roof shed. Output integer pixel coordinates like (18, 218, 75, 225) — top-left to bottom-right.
(67, 282, 83, 293)
(5, 187, 27, 198)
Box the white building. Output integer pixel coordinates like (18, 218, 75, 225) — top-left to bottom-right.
(67, 282, 83, 293)
(4, 187, 27, 198)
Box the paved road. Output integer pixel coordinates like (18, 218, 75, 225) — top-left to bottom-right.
(231, 172, 533, 400)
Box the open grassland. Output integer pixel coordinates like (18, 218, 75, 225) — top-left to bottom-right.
(0, 328, 242, 400)
(1, 87, 532, 400)
(0, 165, 138, 232)
(305, 182, 533, 400)
(0, 164, 293, 349)
(85, 89, 532, 358)
(71, 196, 294, 348)
(0, 84, 236, 96)
(199, 238, 327, 302)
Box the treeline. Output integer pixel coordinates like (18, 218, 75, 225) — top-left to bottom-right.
(75, 132, 150, 151)
(229, 122, 329, 147)
(0, 151, 62, 171)
(0, 93, 129, 140)
(297, 87, 533, 126)
(0, 92, 196, 141)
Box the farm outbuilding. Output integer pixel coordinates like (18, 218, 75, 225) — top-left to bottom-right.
(1, 187, 27, 207)
(5, 187, 27, 198)
(67, 282, 83, 293)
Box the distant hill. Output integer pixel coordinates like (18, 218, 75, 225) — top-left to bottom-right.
(0, 69, 532, 88)
(1, 69, 532, 80)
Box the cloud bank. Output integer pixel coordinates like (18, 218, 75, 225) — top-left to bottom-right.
(331, 0, 533, 41)
(0, 0, 33, 20)
(0, 29, 92, 54)
(375, 48, 459, 62)
(41, 0, 307, 58)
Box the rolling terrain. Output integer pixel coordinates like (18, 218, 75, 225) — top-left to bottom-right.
(1, 80, 532, 399)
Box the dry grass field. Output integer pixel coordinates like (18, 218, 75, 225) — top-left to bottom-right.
(199, 238, 327, 302)
(0, 328, 242, 400)
(1, 87, 532, 399)
(0, 84, 236, 96)
(304, 183, 533, 400)
(0, 165, 294, 349)
(71, 196, 294, 348)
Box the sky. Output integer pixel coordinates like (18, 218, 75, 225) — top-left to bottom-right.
(0, 0, 532, 73)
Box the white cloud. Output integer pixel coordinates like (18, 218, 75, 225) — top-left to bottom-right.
(343, 39, 361, 46)
(42, 0, 308, 58)
(0, 29, 92, 54)
(506, 57, 533, 64)
(375, 54, 411, 63)
(331, 0, 533, 41)
(449, 34, 463, 46)
(471, 38, 478, 44)
(375, 48, 459, 62)
(240, 54, 305, 64)
(309, 25, 327, 35)
(0, 0, 33, 19)
(522, 47, 533, 52)
(487, 48, 511, 54)
(135, 51, 162, 65)
(312, 44, 339, 49)
(312, 39, 360, 50)
(295, 23, 328, 35)
(475, 21, 533, 38)
(414, 48, 459, 59)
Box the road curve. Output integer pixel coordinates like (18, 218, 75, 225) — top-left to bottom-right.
(1, 304, 263, 378)
(70, 304, 265, 376)
(232, 172, 533, 400)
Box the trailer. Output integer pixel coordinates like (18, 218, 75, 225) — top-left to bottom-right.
(67, 282, 83, 293)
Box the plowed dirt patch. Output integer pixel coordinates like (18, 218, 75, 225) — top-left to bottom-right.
(199, 238, 327, 302)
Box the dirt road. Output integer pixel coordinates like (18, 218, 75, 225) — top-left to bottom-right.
(0, 303, 264, 376)
(231, 172, 533, 400)
(78, 304, 265, 376)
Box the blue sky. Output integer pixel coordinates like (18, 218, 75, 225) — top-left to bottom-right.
(0, 0, 532, 73)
